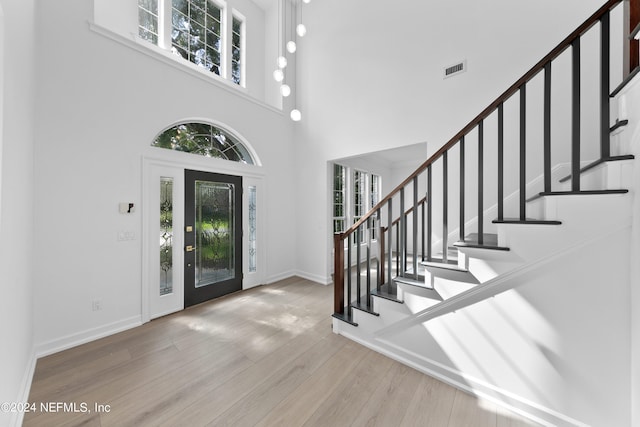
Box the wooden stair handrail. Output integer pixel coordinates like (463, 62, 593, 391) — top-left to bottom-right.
(338, 0, 622, 241)
(382, 196, 428, 231)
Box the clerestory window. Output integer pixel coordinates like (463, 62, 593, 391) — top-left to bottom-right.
(138, 0, 245, 86)
(152, 122, 255, 165)
(138, 0, 159, 44)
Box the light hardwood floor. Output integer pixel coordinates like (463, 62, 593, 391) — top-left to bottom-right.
(24, 277, 538, 427)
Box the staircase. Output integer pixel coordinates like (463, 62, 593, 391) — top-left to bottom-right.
(331, 1, 640, 426)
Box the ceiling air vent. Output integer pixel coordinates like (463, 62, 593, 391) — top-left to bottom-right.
(443, 60, 467, 79)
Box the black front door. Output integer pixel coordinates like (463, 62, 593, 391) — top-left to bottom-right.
(184, 170, 242, 307)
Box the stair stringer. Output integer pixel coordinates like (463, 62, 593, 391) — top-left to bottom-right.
(333, 220, 632, 427)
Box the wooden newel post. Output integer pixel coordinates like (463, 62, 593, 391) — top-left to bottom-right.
(333, 233, 345, 315)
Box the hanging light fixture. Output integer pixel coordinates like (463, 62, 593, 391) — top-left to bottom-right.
(286, 0, 298, 53)
(296, 0, 307, 37)
(280, 84, 291, 97)
(273, 0, 306, 121)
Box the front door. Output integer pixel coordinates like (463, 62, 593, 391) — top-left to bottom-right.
(184, 169, 242, 307)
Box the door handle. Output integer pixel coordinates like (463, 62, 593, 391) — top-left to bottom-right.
(185, 245, 196, 252)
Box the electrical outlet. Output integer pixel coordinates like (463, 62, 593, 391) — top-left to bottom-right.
(92, 299, 102, 311)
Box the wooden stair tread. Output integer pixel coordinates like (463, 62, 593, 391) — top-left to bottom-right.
(350, 301, 380, 316)
(558, 156, 634, 183)
(332, 310, 358, 326)
(492, 218, 562, 225)
(421, 261, 469, 272)
(611, 66, 640, 97)
(527, 188, 630, 203)
(464, 233, 498, 243)
(609, 119, 629, 133)
(424, 257, 458, 265)
(394, 275, 429, 288)
(453, 241, 510, 251)
(529, 189, 629, 202)
(540, 189, 628, 196)
(458, 233, 502, 248)
(370, 286, 403, 304)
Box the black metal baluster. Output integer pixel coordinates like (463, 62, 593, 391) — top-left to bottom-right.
(412, 176, 419, 279)
(356, 226, 361, 305)
(421, 198, 426, 262)
(400, 187, 405, 276)
(478, 121, 484, 245)
(519, 84, 527, 220)
(498, 104, 504, 220)
(366, 218, 371, 308)
(427, 165, 433, 261)
(443, 152, 449, 262)
(544, 63, 552, 193)
(460, 136, 465, 241)
(395, 224, 400, 277)
(387, 200, 393, 286)
(600, 11, 610, 159)
(572, 38, 581, 191)
(376, 208, 381, 290)
(347, 231, 352, 315)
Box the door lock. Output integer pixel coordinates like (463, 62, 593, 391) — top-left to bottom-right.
(185, 245, 196, 252)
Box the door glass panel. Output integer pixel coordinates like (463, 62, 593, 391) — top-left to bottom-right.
(248, 186, 257, 272)
(195, 180, 235, 287)
(160, 177, 174, 296)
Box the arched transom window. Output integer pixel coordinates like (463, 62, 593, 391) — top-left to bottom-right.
(152, 122, 255, 165)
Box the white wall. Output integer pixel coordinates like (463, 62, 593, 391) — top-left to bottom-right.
(619, 72, 640, 427)
(32, 0, 297, 354)
(0, 0, 37, 426)
(294, 0, 608, 283)
(93, 0, 273, 106)
(348, 223, 632, 426)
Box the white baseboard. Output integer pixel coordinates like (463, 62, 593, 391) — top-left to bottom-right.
(293, 270, 332, 285)
(10, 351, 37, 427)
(267, 270, 332, 286)
(35, 315, 142, 358)
(335, 324, 588, 427)
(266, 270, 297, 284)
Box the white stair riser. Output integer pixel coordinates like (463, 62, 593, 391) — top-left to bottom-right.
(557, 159, 633, 192)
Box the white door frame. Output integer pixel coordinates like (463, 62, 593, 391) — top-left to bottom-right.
(142, 155, 266, 322)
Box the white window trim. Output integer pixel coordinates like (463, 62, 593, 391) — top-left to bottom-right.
(332, 163, 347, 235)
(331, 163, 382, 246)
(142, 153, 267, 322)
(231, 10, 246, 87)
(352, 169, 366, 244)
(158, 0, 229, 81)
